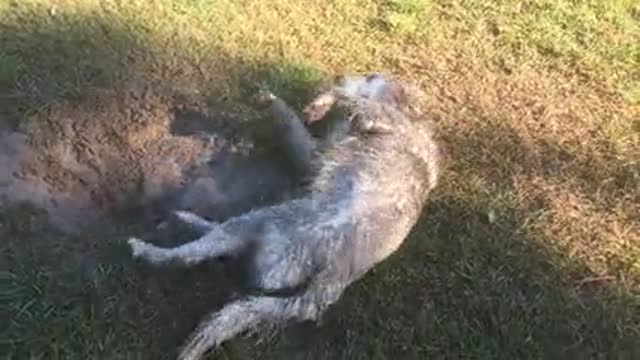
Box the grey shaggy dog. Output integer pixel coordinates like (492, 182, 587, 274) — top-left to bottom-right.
(127, 73, 441, 360)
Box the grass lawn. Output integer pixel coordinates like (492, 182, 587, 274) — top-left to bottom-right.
(1, 0, 639, 359)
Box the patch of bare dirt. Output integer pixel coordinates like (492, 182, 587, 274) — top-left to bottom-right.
(0, 85, 295, 233)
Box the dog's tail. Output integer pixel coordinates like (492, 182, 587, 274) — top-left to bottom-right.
(177, 293, 325, 360)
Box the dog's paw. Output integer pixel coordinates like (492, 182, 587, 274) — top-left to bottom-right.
(172, 210, 217, 232)
(251, 89, 277, 109)
(302, 93, 335, 124)
(128, 237, 149, 258)
(174, 210, 196, 222)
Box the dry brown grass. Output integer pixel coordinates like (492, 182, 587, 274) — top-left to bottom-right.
(424, 57, 639, 285)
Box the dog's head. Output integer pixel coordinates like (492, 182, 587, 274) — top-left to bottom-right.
(303, 73, 417, 124)
(304, 73, 439, 191)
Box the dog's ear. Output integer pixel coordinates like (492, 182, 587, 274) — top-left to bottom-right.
(303, 92, 336, 124)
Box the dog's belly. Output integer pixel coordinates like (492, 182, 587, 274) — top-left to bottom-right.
(249, 223, 316, 292)
(351, 205, 420, 272)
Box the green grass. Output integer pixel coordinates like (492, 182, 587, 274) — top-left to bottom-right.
(1, 0, 639, 359)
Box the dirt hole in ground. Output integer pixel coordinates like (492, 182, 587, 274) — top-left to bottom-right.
(0, 85, 300, 234)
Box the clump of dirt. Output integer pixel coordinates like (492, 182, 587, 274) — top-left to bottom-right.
(0, 85, 295, 233)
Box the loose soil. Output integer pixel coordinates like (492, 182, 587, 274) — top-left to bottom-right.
(0, 85, 297, 234)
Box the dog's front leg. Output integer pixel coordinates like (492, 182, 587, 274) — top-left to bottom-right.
(254, 90, 318, 176)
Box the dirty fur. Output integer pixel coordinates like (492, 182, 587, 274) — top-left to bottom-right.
(127, 73, 441, 360)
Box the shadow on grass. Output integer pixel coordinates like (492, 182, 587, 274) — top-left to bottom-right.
(1, 7, 638, 360)
(298, 197, 638, 360)
(252, 120, 639, 360)
(0, 8, 324, 360)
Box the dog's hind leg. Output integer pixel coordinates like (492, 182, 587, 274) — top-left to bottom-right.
(178, 284, 345, 360)
(172, 210, 216, 234)
(128, 227, 245, 267)
(177, 296, 281, 360)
